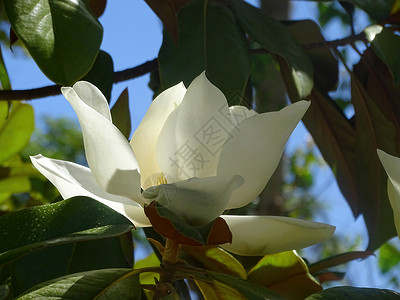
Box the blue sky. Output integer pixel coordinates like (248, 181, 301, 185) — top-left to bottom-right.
(2, 0, 399, 291)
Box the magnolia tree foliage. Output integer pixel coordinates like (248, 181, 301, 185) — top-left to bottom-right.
(0, 0, 400, 299)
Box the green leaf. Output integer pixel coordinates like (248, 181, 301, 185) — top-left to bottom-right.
(286, 20, 338, 93)
(182, 246, 247, 279)
(4, 0, 103, 85)
(195, 279, 248, 300)
(305, 286, 400, 300)
(0, 47, 11, 90)
(0, 102, 34, 164)
(81, 50, 114, 102)
(379, 242, 400, 273)
(247, 251, 321, 300)
(111, 88, 131, 139)
(11, 231, 133, 296)
(178, 269, 284, 300)
(134, 252, 160, 285)
(369, 28, 400, 85)
(344, 0, 394, 21)
(0, 197, 133, 263)
(231, 0, 313, 99)
(158, 0, 250, 105)
(19, 268, 141, 300)
(0, 162, 39, 195)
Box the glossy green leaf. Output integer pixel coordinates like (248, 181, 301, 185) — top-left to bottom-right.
(369, 28, 400, 85)
(248, 251, 321, 300)
(231, 0, 313, 99)
(177, 269, 284, 300)
(81, 50, 114, 101)
(305, 286, 400, 300)
(183, 246, 247, 279)
(0, 47, 11, 90)
(158, 0, 250, 104)
(0, 197, 133, 264)
(111, 88, 131, 139)
(11, 232, 133, 296)
(4, 0, 103, 85)
(0, 102, 34, 164)
(19, 268, 141, 300)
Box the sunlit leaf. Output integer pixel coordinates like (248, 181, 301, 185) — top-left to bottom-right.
(111, 88, 131, 139)
(0, 47, 11, 90)
(4, 0, 103, 85)
(247, 251, 321, 300)
(183, 246, 247, 279)
(19, 268, 141, 299)
(134, 252, 160, 286)
(158, 0, 250, 105)
(231, 0, 313, 99)
(177, 269, 284, 300)
(305, 286, 400, 299)
(379, 242, 400, 273)
(0, 102, 34, 164)
(195, 279, 248, 300)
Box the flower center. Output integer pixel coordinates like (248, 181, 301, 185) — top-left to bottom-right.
(156, 172, 168, 185)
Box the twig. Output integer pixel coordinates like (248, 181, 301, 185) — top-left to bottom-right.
(0, 32, 366, 101)
(0, 58, 158, 101)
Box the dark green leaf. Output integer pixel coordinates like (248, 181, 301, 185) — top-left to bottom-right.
(11, 233, 133, 296)
(4, 0, 103, 85)
(111, 88, 131, 139)
(231, 0, 313, 99)
(0, 197, 133, 263)
(305, 286, 400, 300)
(0, 102, 34, 164)
(19, 268, 141, 300)
(158, 0, 250, 105)
(0, 285, 9, 300)
(81, 50, 114, 102)
(370, 28, 400, 85)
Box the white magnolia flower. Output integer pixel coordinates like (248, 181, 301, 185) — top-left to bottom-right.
(31, 72, 334, 256)
(377, 149, 400, 238)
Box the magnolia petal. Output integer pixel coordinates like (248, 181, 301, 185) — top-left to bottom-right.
(220, 215, 335, 256)
(156, 72, 234, 182)
(142, 175, 244, 226)
(219, 101, 310, 209)
(228, 106, 257, 126)
(131, 82, 186, 189)
(377, 149, 400, 236)
(62, 83, 141, 199)
(30, 155, 151, 227)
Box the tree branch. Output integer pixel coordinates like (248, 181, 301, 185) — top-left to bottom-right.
(0, 32, 366, 101)
(0, 58, 158, 101)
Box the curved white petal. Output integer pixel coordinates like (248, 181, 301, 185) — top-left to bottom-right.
(220, 215, 335, 256)
(219, 101, 310, 209)
(377, 149, 400, 236)
(31, 155, 151, 227)
(130, 82, 186, 189)
(228, 106, 257, 126)
(62, 82, 141, 199)
(142, 175, 244, 226)
(156, 72, 234, 182)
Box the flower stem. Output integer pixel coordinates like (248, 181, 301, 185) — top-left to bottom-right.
(154, 238, 182, 299)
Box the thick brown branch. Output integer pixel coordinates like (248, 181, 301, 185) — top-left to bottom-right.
(0, 58, 158, 101)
